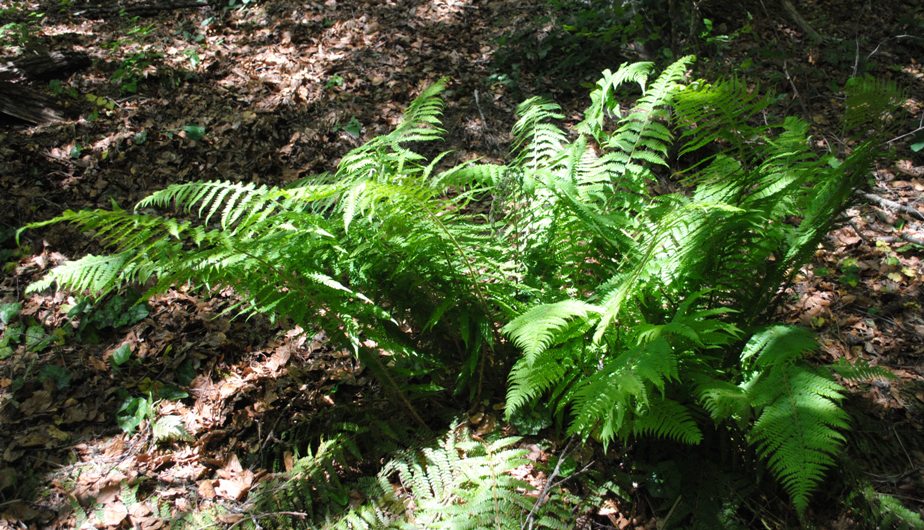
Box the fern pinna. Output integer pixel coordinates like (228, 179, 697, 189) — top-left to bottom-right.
(20, 59, 902, 517)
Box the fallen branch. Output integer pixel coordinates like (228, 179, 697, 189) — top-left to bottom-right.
(780, 0, 825, 42)
(858, 191, 924, 222)
(523, 437, 574, 530)
(882, 232, 924, 246)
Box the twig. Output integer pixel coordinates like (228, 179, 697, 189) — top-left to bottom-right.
(860, 214, 924, 246)
(659, 495, 683, 530)
(858, 191, 924, 221)
(895, 232, 924, 246)
(782, 61, 808, 117)
(885, 120, 924, 145)
(523, 437, 576, 530)
(866, 34, 923, 62)
(474, 89, 487, 129)
(852, 37, 860, 77)
(847, 220, 869, 245)
(548, 460, 595, 491)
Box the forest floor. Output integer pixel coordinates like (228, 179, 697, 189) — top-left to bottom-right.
(0, 0, 922, 528)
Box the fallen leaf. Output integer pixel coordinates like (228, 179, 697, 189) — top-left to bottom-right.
(102, 501, 128, 526)
(215, 475, 252, 501)
(197, 480, 216, 500)
(217, 513, 246, 524)
(217, 454, 243, 478)
(266, 345, 291, 372)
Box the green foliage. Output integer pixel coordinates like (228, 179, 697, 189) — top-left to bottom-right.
(20, 59, 903, 517)
(64, 294, 150, 343)
(253, 427, 570, 529)
(850, 484, 924, 530)
(105, 18, 162, 93)
(116, 393, 154, 434)
(497, 62, 901, 514)
(0, 7, 44, 51)
(739, 326, 850, 513)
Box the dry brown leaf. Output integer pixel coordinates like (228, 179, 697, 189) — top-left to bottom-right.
(19, 390, 53, 415)
(215, 475, 252, 501)
(101, 501, 128, 527)
(266, 345, 292, 372)
(197, 479, 216, 500)
(217, 513, 246, 524)
(217, 454, 243, 478)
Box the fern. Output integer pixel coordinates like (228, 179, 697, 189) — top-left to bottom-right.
(19, 58, 903, 519)
(326, 428, 570, 530)
(496, 60, 898, 515)
(741, 326, 850, 513)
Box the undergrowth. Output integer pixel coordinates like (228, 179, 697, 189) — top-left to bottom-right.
(250, 426, 581, 529)
(20, 57, 915, 524)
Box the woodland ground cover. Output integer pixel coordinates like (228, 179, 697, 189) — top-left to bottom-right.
(1, 1, 923, 528)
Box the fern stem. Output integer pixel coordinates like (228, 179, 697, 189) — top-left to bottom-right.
(414, 195, 503, 401)
(356, 346, 429, 431)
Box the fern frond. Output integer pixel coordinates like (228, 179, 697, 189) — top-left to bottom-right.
(506, 345, 578, 417)
(742, 326, 850, 513)
(694, 375, 750, 422)
(629, 398, 702, 444)
(503, 300, 601, 361)
(674, 77, 770, 159)
(830, 358, 896, 382)
(136, 180, 327, 231)
(27, 253, 129, 297)
(390, 77, 449, 144)
(843, 75, 904, 134)
(604, 56, 694, 180)
(576, 61, 654, 142)
(568, 337, 680, 447)
(331, 428, 550, 530)
(511, 97, 568, 170)
(741, 325, 817, 368)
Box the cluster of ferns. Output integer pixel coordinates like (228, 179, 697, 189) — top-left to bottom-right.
(22, 56, 905, 522)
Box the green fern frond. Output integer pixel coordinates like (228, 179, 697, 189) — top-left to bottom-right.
(742, 326, 850, 513)
(506, 345, 578, 417)
(830, 358, 896, 382)
(694, 375, 750, 422)
(390, 77, 449, 144)
(330, 429, 557, 530)
(629, 398, 702, 444)
(843, 75, 904, 134)
(512, 97, 568, 170)
(135, 180, 324, 231)
(568, 337, 680, 447)
(674, 77, 770, 159)
(577, 61, 654, 142)
(604, 55, 694, 179)
(741, 325, 817, 368)
(27, 253, 129, 297)
(503, 300, 601, 361)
